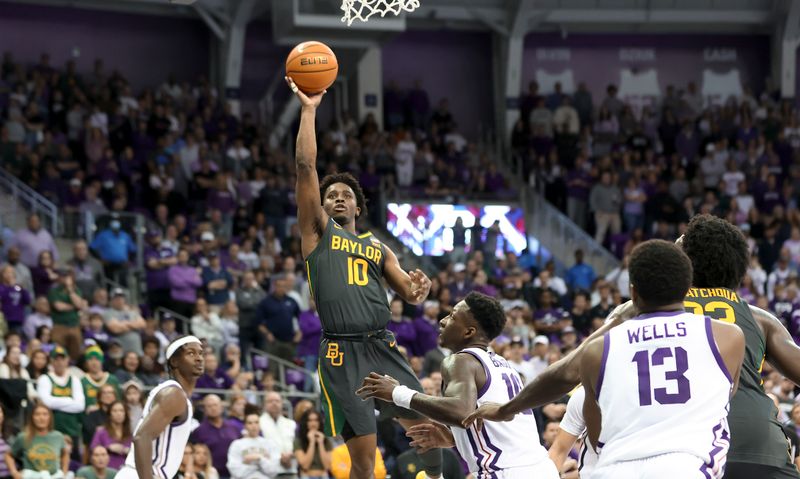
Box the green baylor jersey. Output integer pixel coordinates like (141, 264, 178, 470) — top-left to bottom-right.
(684, 287, 795, 468)
(306, 218, 390, 334)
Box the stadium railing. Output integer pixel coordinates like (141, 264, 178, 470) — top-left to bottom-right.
(523, 186, 620, 277)
(154, 306, 319, 395)
(0, 166, 62, 236)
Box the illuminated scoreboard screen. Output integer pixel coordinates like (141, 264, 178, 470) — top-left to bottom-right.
(386, 203, 527, 257)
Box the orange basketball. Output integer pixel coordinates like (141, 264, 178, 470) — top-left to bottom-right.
(286, 41, 338, 94)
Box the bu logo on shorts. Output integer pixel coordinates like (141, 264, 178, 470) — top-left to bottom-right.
(326, 343, 344, 366)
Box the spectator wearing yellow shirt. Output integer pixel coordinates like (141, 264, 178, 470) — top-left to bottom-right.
(330, 443, 386, 479)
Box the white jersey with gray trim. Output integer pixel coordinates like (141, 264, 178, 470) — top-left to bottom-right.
(595, 311, 732, 477)
(450, 347, 550, 476)
(558, 387, 598, 475)
(123, 379, 194, 479)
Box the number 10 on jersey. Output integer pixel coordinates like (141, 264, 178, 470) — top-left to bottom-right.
(347, 257, 369, 286)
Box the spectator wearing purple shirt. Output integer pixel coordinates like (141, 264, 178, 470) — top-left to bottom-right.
(532, 290, 571, 343)
(190, 394, 242, 478)
(448, 263, 472, 304)
(471, 270, 498, 298)
(790, 310, 800, 345)
(24, 295, 52, 341)
(484, 163, 506, 192)
(167, 248, 203, 320)
(12, 214, 58, 268)
(0, 265, 30, 334)
(412, 300, 441, 358)
(386, 297, 417, 357)
(144, 230, 176, 309)
(194, 352, 234, 396)
(297, 301, 322, 391)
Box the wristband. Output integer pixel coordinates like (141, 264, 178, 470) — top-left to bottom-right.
(391, 385, 417, 409)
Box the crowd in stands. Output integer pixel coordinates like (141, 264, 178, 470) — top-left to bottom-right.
(1, 45, 800, 479)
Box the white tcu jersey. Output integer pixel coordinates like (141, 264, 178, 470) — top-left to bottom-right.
(123, 380, 194, 479)
(595, 312, 732, 476)
(451, 348, 550, 476)
(558, 387, 598, 475)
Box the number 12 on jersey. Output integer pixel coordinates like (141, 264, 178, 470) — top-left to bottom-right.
(632, 347, 691, 406)
(347, 257, 369, 286)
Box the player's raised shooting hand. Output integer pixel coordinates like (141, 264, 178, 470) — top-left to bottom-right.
(356, 372, 399, 403)
(408, 269, 432, 303)
(406, 422, 455, 454)
(461, 402, 514, 432)
(286, 76, 326, 109)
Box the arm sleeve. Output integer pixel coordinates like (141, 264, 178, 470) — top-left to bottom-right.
(258, 438, 281, 477)
(90, 427, 108, 451)
(227, 440, 256, 479)
(49, 235, 59, 262)
(559, 387, 587, 437)
(167, 267, 182, 287)
(36, 374, 78, 410)
(69, 375, 86, 412)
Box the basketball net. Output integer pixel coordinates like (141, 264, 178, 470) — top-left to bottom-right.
(340, 0, 420, 26)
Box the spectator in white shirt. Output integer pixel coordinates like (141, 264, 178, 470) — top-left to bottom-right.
(722, 159, 745, 197)
(228, 413, 281, 479)
(505, 338, 537, 385)
(767, 250, 794, 300)
(394, 130, 416, 187)
(259, 392, 298, 477)
(553, 96, 580, 135)
(529, 336, 550, 381)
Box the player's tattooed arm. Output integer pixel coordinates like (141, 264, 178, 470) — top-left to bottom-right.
(578, 336, 604, 452)
(357, 353, 481, 427)
(383, 245, 431, 305)
(287, 76, 329, 258)
(751, 304, 800, 386)
(133, 387, 188, 479)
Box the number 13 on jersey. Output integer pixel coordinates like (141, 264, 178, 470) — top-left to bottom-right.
(347, 257, 369, 286)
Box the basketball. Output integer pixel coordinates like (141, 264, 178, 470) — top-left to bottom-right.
(285, 41, 338, 94)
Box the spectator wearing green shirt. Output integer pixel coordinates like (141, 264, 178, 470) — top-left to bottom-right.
(48, 269, 88, 361)
(5, 403, 69, 478)
(37, 345, 85, 462)
(76, 445, 117, 479)
(82, 345, 121, 412)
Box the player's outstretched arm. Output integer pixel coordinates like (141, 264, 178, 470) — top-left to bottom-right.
(383, 245, 431, 305)
(710, 320, 745, 397)
(357, 353, 480, 427)
(751, 305, 800, 386)
(578, 336, 604, 452)
(463, 302, 636, 428)
(133, 387, 188, 479)
(286, 76, 328, 259)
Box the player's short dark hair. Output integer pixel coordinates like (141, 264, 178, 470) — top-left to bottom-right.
(629, 240, 693, 307)
(681, 214, 748, 290)
(464, 291, 506, 340)
(319, 172, 367, 218)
